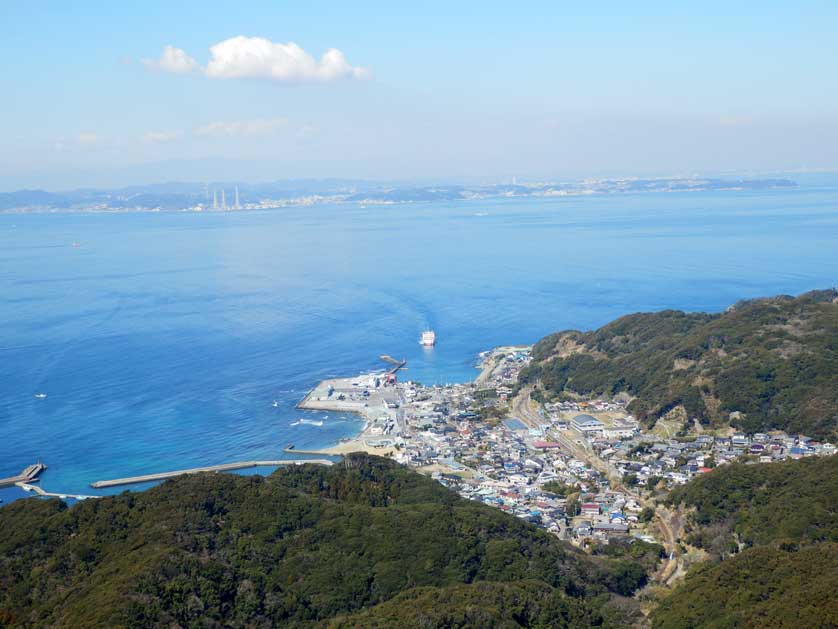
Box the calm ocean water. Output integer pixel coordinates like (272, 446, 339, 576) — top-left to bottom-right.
(2, 184, 838, 501)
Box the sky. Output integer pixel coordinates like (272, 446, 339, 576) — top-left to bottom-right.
(2, 1, 838, 190)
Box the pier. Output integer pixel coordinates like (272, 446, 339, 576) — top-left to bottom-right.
(379, 355, 407, 375)
(90, 459, 333, 489)
(0, 462, 47, 488)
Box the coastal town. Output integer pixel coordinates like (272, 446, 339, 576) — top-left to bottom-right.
(296, 346, 836, 549)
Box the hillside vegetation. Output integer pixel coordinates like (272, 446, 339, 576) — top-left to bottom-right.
(652, 543, 838, 628)
(652, 455, 838, 627)
(519, 289, 838, 438)
(0, 455, 653, 628)
(667, 455, 838, 554)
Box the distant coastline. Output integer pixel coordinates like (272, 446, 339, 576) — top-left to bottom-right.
(0, 177, 797, 214)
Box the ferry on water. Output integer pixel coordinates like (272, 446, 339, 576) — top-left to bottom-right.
(420, 330, 436, 346)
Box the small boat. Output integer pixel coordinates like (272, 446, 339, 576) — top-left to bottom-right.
(286, 444, 295, 450)
(420, 330, 436, 346)
(272, 400, 279, 408)
(34, 393, 47, 399)
(292, 418, 324, 427)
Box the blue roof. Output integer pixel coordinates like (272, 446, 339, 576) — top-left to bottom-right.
(573, 414, 603, 426)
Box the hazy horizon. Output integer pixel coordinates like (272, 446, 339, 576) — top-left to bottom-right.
(2, 2, 838, 190)
(2, 167, 830, 195)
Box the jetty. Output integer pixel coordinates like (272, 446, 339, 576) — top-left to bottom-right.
(90, 459, 333, 489)
(283, 446, 332, 455)
(0, 462, 47, 488)
(379, 355, 407, 376)
(15, 482, 96, 501)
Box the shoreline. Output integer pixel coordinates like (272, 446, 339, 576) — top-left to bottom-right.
(294, 373, 395, 456)
(291, 346, 531, 457)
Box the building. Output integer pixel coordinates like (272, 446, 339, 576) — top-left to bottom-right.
(581, 502, 600, 517)
(604, 425, 636, 440)
(571, 414, 604, 435)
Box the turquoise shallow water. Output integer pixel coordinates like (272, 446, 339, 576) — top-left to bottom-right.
(2, 185, 838, 501)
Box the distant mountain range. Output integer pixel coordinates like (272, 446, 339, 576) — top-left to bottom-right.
(0, 177, 796, 212)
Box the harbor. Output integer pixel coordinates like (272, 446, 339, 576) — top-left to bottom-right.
(290, 346, 529, 457)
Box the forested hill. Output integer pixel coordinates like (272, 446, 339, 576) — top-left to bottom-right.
(652, 455, 838, 627)
(0, 455, 653, 628)
(519, 288, 838, 438)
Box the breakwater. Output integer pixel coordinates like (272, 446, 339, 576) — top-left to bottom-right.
(91, 459, 333, 488)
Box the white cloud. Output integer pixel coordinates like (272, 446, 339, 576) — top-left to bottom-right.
(144, 36, 369, 83)
(205, 36, 369, 82)
(142, 45, 200, 74)
(193, 117, 289, 138)
(141, 130, 183, 144)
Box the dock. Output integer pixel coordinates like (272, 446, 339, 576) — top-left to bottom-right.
(90, 459, 333, 489)
(0, 462, 47, 488)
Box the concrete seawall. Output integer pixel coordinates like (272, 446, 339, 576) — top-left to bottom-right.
(91, 459, 333, 489)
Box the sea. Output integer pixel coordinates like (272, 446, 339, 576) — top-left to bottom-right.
(2, 179, 838, 502)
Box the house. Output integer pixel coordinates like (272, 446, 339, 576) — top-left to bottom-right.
(581, 502, 600, 517)
(732, 434, 749, 447)
(604, 426, 635, 440)
(610, 512, 627, 524)
(790, 447, 807, 458)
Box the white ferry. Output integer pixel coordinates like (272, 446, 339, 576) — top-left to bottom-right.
(420, 330, 436, 346)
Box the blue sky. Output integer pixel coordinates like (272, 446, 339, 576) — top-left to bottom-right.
(2, 1, 837, 189)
